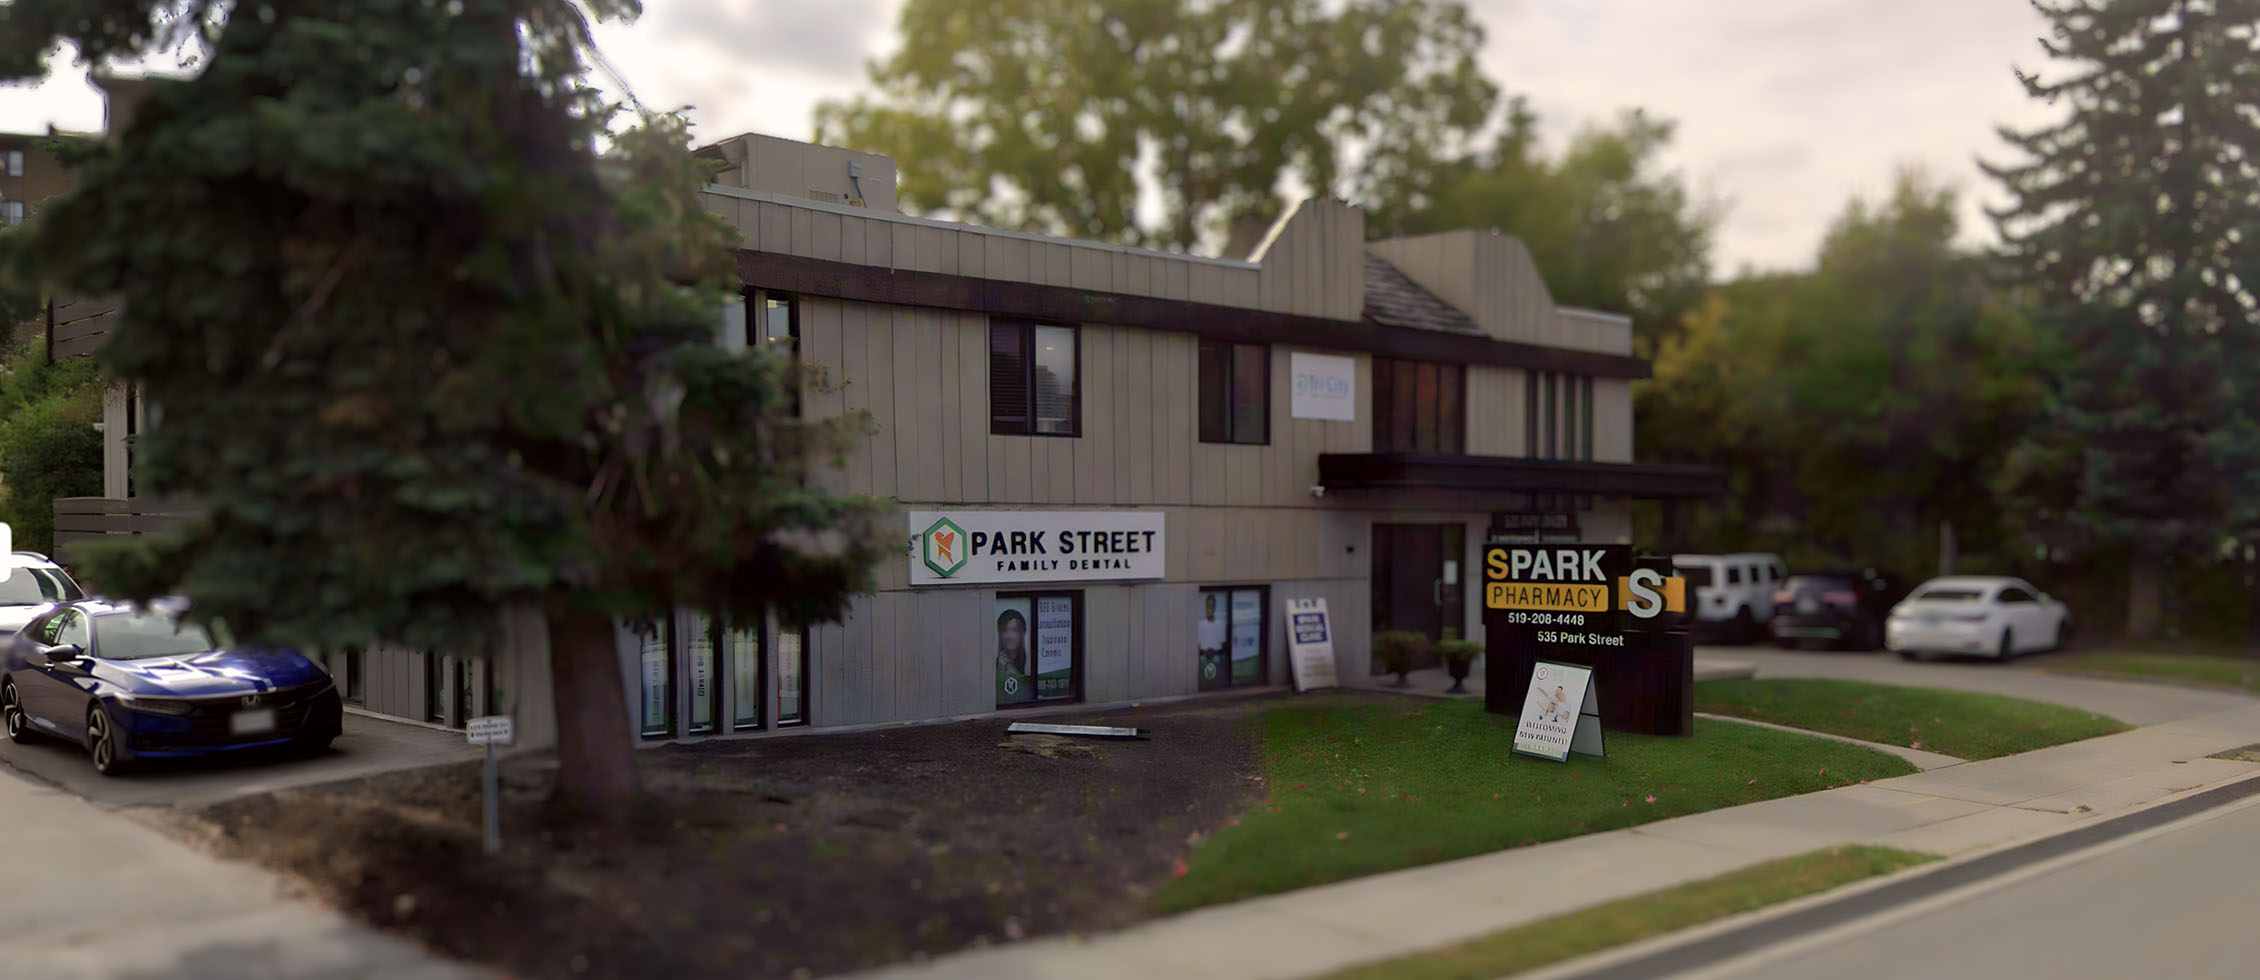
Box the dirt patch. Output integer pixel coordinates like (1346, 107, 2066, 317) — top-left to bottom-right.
(2209, 742, 2260, 763)
(169, 696, 1289, 979)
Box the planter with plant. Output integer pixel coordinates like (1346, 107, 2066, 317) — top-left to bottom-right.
(1373, 630, 1432, 688)
(1437, 631, 1483, 694)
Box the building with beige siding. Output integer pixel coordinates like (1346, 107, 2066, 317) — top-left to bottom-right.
(50, 130, 1719, 747)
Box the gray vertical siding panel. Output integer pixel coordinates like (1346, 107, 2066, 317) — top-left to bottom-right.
(892, 592, 940, 722)
(957, 231, 987, 278)
(916, 310, 950, 504)
(1112, 328, 1138, 504)
(1042, 243, 1073, 286)
(1122, 586, 1147, 701)
(943, 589, 994, 717)
(1156, 334, 1189, 504)
(816, 621, 847, 727)
(841, 217, 867, 266)
(789, 207, 815, 259)
(936, 315, 963, 501)
(890, 224, 918, 273)
(839, 305, 872, 494)
(1084, 585, 1128, 704)
(959, 317, 991, 500)
(865, 306, 899, 499)
(1077, 326, 1111, 504)
(810, 209, 843, 262)
(844, 597, 874, 724)
(893, 309, 924, 501)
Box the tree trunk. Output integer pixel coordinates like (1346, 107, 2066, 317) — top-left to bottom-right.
(546, 604, 638, 826)
(2126, 550, 2166, 641)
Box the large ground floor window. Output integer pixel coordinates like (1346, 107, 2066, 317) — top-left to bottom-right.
(995, 592, 1082, 707)
(1197, 586, 1268, 691)
(639, 613, 809, 739)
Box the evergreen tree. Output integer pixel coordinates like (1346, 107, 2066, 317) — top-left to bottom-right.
(0, 1, 890, 821)
(1983, 0, 2260, 638)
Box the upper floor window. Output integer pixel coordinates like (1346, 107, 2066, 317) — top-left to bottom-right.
(990, 321, 1079, 437)
(1198, 341, 1268, 445)
(0, 201, 22, 226)
(1371, 357, 1463, 454)
(5, 150, 22, 177)
(1525, 371, 1595, 460)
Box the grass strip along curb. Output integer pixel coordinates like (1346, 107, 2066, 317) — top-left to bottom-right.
(2050, 652, 2260, 695)
(1693, 677, 2129, 760)
(1317, 845, 1938, 980)
(1154, 697, 1914, 913)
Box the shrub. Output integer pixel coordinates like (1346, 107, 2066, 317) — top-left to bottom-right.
(0, 371, 104, 555)
(1373, 630, 1432, 677)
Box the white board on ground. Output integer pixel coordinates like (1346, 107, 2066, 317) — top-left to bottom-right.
(466, 715, 515, 745)
(1512, 662, 1604, 762)
(1286, 598, 1339, 692)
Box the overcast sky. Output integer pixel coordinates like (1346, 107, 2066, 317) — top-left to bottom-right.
(0, 0, 2064, 275)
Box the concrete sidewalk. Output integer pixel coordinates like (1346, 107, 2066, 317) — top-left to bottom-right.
(846, 701, 2260, 980)
(0, 770, 487, 979)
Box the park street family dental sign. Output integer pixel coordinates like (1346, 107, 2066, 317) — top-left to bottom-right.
(907, 511, 1166, 585)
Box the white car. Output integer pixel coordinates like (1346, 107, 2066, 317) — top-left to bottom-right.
(1672, 553, 1787, 642)
(1886, 576, 2072, 660)
(0, 552, 86, 638)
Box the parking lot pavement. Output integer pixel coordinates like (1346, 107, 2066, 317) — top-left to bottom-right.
(1700, 644, 2260, 726)
(0, 710, 484, 810)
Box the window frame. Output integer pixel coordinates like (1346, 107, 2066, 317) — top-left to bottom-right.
(775, 621, 811, 727)
(1371, 356, 1466, 454)
(1196, 585, 1270, 690)
(989, 320, 1082, 438)
(1198, 340, 1271, 445)
(633, 616, 675, 741)
(993, 590, 1086, 708)
(748, 288, 801, 415)
(4, 150, 20, 177)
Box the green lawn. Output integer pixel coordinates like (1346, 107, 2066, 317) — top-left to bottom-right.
(1152, 697, 1915, 913)
(2050, 652, 2260, 695)
(1318, 846, 1938, 980)
(1693, 678, 2130, 761)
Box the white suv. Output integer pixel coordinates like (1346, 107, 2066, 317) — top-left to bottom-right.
(0, 552, 87, 637)
(1671, 553, 1787, 643)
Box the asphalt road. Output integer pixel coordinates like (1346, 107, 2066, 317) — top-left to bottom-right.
(1703, 644, 2259, 726)
(0, 709, 482, 809)
(1705, 792, 2260, 980)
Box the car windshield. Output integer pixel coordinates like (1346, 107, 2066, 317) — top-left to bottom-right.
(1912, 588, 1986, 603)
(1675, 565, 1714, 587)
(0, 566, 82, 606)
(92, 612, 220, 660)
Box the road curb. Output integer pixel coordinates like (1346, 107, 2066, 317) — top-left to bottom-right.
(1516, 766, 2260, 980)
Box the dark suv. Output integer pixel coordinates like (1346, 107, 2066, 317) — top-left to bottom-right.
(1770, 570, 1908, 651)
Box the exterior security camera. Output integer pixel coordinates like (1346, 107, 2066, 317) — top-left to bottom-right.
(1309, 484, 1326, 498)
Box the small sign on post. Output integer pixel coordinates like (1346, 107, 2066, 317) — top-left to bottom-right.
(1285, 598, 1339, 693)
(1511, 661, 1604, 762)
(466, 715, 514, 856)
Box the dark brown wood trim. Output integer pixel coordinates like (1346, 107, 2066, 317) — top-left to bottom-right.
(1318, 453, 1724, 499)
(737, 250, 1653, 381)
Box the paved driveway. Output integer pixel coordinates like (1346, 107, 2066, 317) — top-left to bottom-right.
(0, 710, 482, 810)
(1701, 644, 2260, 726)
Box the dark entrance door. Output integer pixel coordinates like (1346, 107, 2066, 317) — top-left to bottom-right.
(1370, 523, 1467, 674)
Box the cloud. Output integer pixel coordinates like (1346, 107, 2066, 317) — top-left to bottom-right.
(0, 0, 2072, 275)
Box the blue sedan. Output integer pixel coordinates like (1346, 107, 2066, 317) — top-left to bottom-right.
(1, 600, 343, 776)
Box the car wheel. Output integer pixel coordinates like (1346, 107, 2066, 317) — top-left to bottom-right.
(2, 682, 29, 744)
(1898, 649, 1920, 662)
(1773, 635, 1797, 650)
(1732, 609, 1758, 645)
(2054, 620, 2072, 652)
(87, 707, 129, 777)
(1997, 630, 2016, 661)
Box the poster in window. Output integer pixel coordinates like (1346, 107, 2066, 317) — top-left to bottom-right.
(994, 597, 1035, 705)
(1196, 592, 1230, 691)
(1230, 589, 1263, 684)
(728, 624, 761, 728)
(687, 616, 715, 732)
(1034, 596, 1075, 700)
(777, 629, 805, 723)
(639, 623, 669, 733)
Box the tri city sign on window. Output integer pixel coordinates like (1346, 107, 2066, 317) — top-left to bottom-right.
(908, 511, 1165, 585)
(1289, 352, 1357, 421)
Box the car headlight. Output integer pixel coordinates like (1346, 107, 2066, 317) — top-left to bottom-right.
(114, 693, 195, 716)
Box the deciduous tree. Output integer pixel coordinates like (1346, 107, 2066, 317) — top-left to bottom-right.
(814, 0, 1497, 253)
